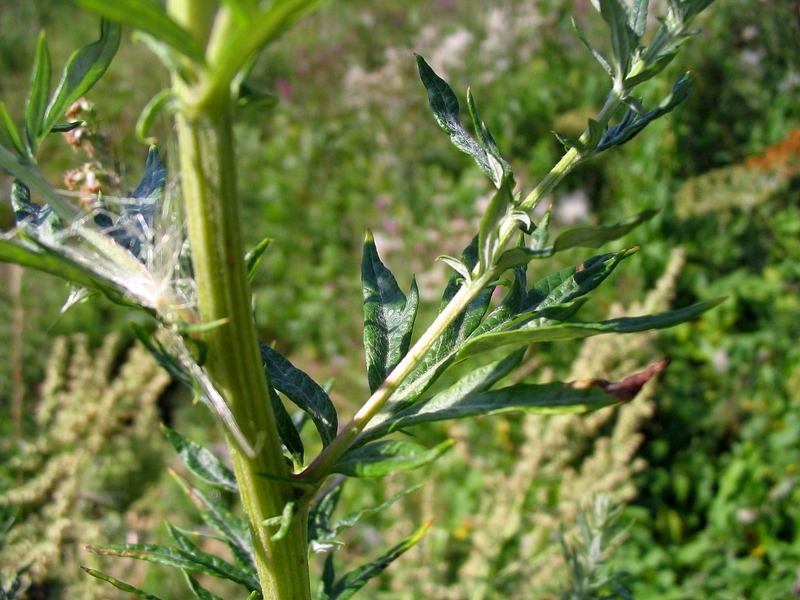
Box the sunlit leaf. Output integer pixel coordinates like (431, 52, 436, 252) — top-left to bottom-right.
(552, 209, 658, 251)
(333, 439, 454, 478)
(25, 32, 51, 154)
(161, 425, 238, 492)
(80, 568, 165, 600)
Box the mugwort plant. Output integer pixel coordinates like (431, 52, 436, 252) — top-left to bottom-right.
(0, 0, 717, 598)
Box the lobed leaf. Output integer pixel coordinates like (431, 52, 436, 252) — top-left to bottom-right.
(259, 342, 339, 447)
(170, 471, 256, 575)
(80, 568, 164, 600)
(328, 521, 431, 600)
(161, 425, 239, 492)
(67, 0, 206, 64)
(332, 439, 454, 478)
(361, 231, 419, 393)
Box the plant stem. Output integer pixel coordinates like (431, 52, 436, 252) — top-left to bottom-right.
(168, 3, 312, 597)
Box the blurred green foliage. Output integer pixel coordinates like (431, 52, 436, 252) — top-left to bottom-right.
(1, 0, 799, 597)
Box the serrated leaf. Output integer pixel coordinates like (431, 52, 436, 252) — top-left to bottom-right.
(415, 54, 496, 183)
(599, 0, 634, 81)
(167, 524, 260, 590)
(184, 572, 224, 600)
(25, 31, 51, 154)
(67, 0, 205, 64)
(259, 342, 338, 447)
(361, 231, 419, 393)
(457, 298, 723, 358)
(329, 521, 431, 600)
(553, 209, 658, 251)
(0, 103, 26, 156)
(161, 425, 239, 492)
(269, 385, 304, 468)
(333, 439, 454, 478)
(42, 20, 121, 140)
(80, 568, 165, 600)
(170, 471, 256, 575)
(245, 237, 273, 283)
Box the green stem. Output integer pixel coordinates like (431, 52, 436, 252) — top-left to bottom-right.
(168, 3, 311, 597)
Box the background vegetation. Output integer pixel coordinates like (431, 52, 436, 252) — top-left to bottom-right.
(1, 0, 799, 598)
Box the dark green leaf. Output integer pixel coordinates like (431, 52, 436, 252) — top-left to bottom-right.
(415, 54, 496, 184)
(333, 439, 454, 478)
(457, 299, 723, 358)
(245, 237, 273, 283)
(269, 385, 305, 467)
(364, 351, 525, 442)
(0, 103, 26, 156)
(167, 524, 260, 590)
(42, 20, 121, 139)
(170, 472, 256, 575)
(332, 484, 423, 535)
(80, 568, 164, 600)
(68, 0, 205, 63)
(25, 32, 51, 154)
(361, 231, 419, 393)
(161, 425, 239, 492)
(553, 209, 658, 251)
(184, 572, 224, 600)
(308, 477, 344, 548)
(49, 121, 83, 133)
(330, 521, 431, 600)
(259, 342, 338, 447)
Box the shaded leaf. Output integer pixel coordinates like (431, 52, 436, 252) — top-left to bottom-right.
(552, 209, 658, 251)
(269, 386, 305, 467)
(0, 103, 26, 156)
(330, 521, 431, 600)
(361, 231, 419, 393)
(478, 174, 514, 270)
(333, 439, 454, 478)
(184, 572, 224, 600)
(572, 17, 612, 75)
(599, 0, 634, 80)
(161, 425, 238, 492)
(67, 0, 205, 63)
(630, 0, 649, 38)
(80, 568, 164, 600)
(259, 342, 338, 447)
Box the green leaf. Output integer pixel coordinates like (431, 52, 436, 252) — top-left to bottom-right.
(80, 568, 165, 600)
(167, 523, 261, 590)
(136, 88, 174, 144)
(571, 17, 612, 75)
(530, 206, 552, 250)
(0, 104, 26, 156)
(259, 342, 338, 447)
(25, 31, 51, 154)
(415, 54, 497, 185)
(598, 0, 634, 81)
(331, 484, 423, 537)
(363, 350, 525, 443)
(329, 521, 431, 600)
(0, 237, 139, 308)
(161, 425, 239, 492)
(245, 237, 273, 283)
(269, 385, 305, 467)
(466, 88, 512, 185)
(333, 439, 454, 478)
(361, 230, 419, 393)
(457, 299, 723, 359)
(478, 174, 514, 270)
(184, 572, 224, 600)
(42, 20, 121, 140)
(308, 478, 345, 549)
(630, 0, 649, 38)
(170, 471, 256, 575)
(553, 209, 658, 251)
(68, 0, 205, 64)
